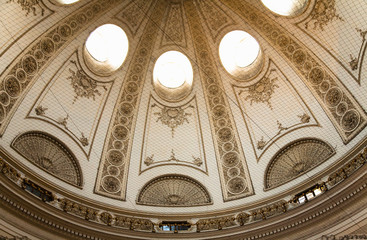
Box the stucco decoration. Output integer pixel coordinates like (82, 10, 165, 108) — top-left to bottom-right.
(160, 2, 186, 47)
(184, 0, 254, 201)
(222, 0, 367, 143)
(0, 0, 120, 136)
(11, 131, 83, 187)
(265, 138, 335, 190)
(136, 175, 212, 207)
(94, 0, 166, 200)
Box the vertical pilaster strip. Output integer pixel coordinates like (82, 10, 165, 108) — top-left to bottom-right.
(184, 1, 254, 201)
(0, 0, 120, 135)
(94, 0, 166, 200)
(221, 0, 367, 144)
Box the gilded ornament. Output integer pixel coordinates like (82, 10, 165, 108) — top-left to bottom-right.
(305, 0, 344, 31)
(67, 61, 102, 103)
(0, 105, 5, 123)
(4, 76, 21, 97)
(153, 104, 192, 137)
(35, 105, 47, 116)
(298, 113, 311, 123)
(325, 87, 342, 107)
(6, 0, 45, 16)
(308, 67, 324, 85)
(95, 0, 166, 200)
(336, 102, 347, 116)
(349, 29, 367, 71)
(240, 69, 279, 109)
(21, 55, 38, 75)
(112, 125, 129, 141)
(265, 138, 335, 190)
(107, 150, 124, 166)
(222, 151, 239, 168)
(11, 131, 83, 187)
(102, 176, 121, 193)
(16, 69, 26, 82)
(227, 177, 247, 194)
(341, 110, 360, 132)
(137, 175, 211, 207)
(79, 133, 89, 147)
(0, 92, 10, 106)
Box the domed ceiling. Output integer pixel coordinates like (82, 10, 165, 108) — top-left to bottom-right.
(1, 0, 367, 238)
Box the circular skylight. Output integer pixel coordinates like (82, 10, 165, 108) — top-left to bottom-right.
(85, 24, 128, 71)
(153, 51, 193, 89)
(219, 30, 261, 79)
(261, 0, 309, 16)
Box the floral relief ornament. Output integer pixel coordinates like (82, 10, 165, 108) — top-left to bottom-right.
(153, 104, 193, 137)
(6, 0, 45, 16)
(240, 69, 279, 109)
(67, 61, 105, 104)
(305, 0, 344, 31)
(349, 28, 367, 71)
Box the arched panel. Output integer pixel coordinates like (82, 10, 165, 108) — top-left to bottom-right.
(265, 138, 335, 190)
(137, 175, 212, 207)
(11, 131, 83, 188)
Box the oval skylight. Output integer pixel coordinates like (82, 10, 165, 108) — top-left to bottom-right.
(261, 0, 309, 16)
(153, 51, 193, 89)
(219, 30, 261, 79)
(85, 24, 128, 71)
(55, 0, 79, 4)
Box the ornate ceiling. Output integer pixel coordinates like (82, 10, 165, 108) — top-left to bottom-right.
(0, 0, 367, 239)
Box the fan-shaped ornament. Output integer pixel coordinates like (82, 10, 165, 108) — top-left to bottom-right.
(137, 175, 212, 207)
(265, 138, 335, 190)
(12, 131, 83, 187)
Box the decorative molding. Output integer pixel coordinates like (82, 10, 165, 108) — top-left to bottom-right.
(114, 0, 154, 35)
(195, 0, 235, 42)
(304, 0, 343, 31)
(95, 0, 167, 200)
(11, 131, 83, 188)
(144, 149, 202, 167)
(0, 0, 120, 136)
(222, 0, 367, 144)
(349, 28, 367, 78)
(233, 60, 318, 161)
(153, 104, 192, 137)
(27, 52, 112, 159)
(239, 69, 279, 110)
(160, 2, 186, 47)
(136, 175, 212, 207)
(68, 60, 104, 104)
(295, 1, 366, 85)
(265, 138, 335, 190)
(140, 95, 207, 174)
(257, 114, 311, 150)
(184, 0, 254, 201)
(0, 144, 366, 237)
(6, 0, 45, 16)
(196, 215, 236, 232)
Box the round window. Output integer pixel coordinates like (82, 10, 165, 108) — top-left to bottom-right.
(84, 24, 128, 75)
(219, 30, 263, 80)
(153, 51, 193, 101)
(261, 0, 309, 16)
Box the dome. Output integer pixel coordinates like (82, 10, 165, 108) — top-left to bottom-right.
(1, 0, 367, 239)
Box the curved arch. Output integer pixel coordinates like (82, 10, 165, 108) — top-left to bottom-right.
(137, 174, 212, 207)
(264, 138, 335, 190)
(11, 131, 83, 188)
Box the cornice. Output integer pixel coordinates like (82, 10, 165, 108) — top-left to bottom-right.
(0, 142, 366, 239)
